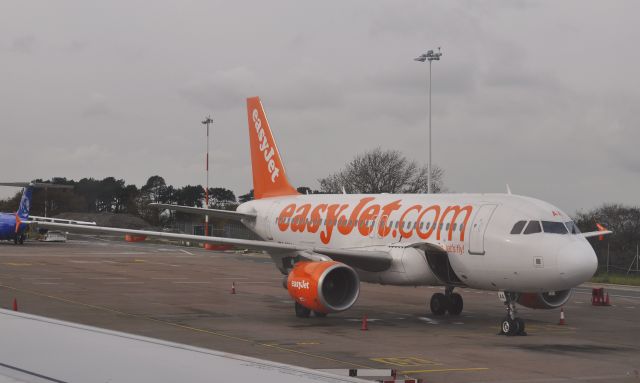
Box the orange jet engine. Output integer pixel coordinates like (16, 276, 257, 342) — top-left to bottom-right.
(287, 261, 360, 314)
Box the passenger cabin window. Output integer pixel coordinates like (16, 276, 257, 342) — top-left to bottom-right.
(565, 221, 581, 234)
(542, 221, 568, 234)
(523, 221, 542, 234)
(510, 220, 527, 234)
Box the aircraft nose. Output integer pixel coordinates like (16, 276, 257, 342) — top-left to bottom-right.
(557, 241, 598, 285)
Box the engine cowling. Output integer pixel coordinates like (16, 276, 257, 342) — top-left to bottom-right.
(287, 261, 360, 314)
(517, 289, 573, 309)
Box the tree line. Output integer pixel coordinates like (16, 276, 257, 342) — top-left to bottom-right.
(0, 147, 637, 272)
(576, 204, 640, 274)
(0, 176, 239, 226)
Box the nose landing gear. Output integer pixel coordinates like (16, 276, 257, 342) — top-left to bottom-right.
(429, 286, 463, 316)
(500, 292, 526, 336)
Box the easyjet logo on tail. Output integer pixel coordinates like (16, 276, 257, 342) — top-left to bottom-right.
(246, 97, 299, 200)
(252, 108, 280, 183)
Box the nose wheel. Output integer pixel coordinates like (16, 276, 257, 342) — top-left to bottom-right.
(429, 287, 463, 316)
(500, 292, 527, 336)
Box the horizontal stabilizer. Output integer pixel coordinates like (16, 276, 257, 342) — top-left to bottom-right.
(150, 203, 255, 220)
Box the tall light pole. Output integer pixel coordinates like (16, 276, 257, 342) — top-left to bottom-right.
(414, 47, 442, 194)
(202, 116, 213, 238)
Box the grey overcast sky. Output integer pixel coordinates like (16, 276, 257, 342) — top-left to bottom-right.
(1, 1, 638, 213)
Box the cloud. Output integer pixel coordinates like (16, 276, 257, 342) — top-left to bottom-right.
(81, 93, 116, 119)
(10, 35, 37, 54)
(1, 0, 639, 212)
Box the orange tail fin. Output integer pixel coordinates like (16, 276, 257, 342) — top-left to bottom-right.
(247, 97, 299, 199)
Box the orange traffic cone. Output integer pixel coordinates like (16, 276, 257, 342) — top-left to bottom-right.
(605, 293, 611, 306)
(231, 281, 236, 294)
(12, 298, 18, 312)
(558, 308, 566, 325)
(361, 314, 368, 331)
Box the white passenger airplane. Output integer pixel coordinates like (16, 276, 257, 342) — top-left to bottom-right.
(32, 97, 611, 336)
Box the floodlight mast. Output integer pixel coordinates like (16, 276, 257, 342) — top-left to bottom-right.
(414, 47, 442, 194)
(202, 116, 213, 237)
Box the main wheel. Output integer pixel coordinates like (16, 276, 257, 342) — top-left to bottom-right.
(448, 293, 463, 315)
(313, 311, 327, 318)
(294, 302, 311, 318)
(430, 293, 448, 316)
(13, 234, 18, 245)
(501, 318, 518, 336)
(515, 318, 525, 335)
(18, 234, 25, 245)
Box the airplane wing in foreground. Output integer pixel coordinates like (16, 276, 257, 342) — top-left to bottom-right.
(0, 309, 362, 383)
(150, 203, 256, 221)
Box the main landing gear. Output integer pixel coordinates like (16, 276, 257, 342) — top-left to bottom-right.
(429, 286, 463, 316)
(294, 302, 327, 318)
(13, 233, 25, 245)
(500, 292, 526, 336)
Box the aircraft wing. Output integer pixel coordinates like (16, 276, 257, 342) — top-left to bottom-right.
(0, 309, 362, 383)
(27, 221, 396, 272)
(0, 182, 73, 189)
(313, 248, 392, 272)
(28, 221, 300, 253)
(150, 203, 255, 221)
(28, 215, 97, 226)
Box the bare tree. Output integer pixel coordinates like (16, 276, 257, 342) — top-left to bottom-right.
(318, 148, 444, 194)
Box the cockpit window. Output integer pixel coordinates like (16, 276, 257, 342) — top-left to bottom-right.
(523, 220, 542, 234)
(564, 221, 581, 234)
(510, 220, 527, 234)
(541, 221, 568, 234)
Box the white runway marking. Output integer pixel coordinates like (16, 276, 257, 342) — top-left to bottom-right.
(68, 260, 102, 264)
(140, 260, 180, 267)
(179, 249, 194, 255)
(418, 317, 439, 324)
(86, 252, 150, 255)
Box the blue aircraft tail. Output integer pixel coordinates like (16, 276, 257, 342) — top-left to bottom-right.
(17, 187, 32, 219)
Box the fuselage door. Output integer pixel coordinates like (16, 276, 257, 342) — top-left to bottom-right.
(468, 204, 498, 255)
